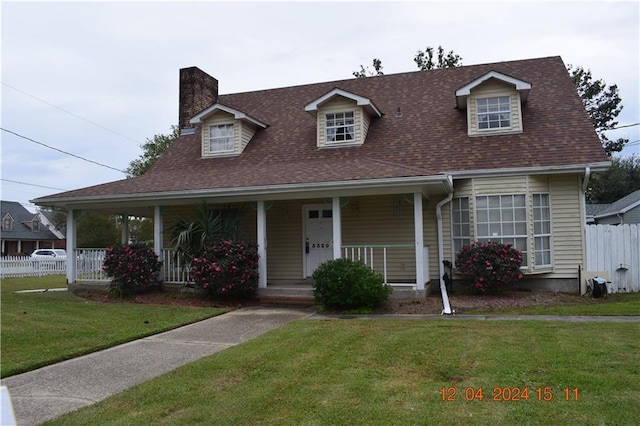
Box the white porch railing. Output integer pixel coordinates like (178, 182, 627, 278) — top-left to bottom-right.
(0, 256, 66, 278)
(341, 244, 419, 286)
(161, 248, 191, 283)
(76, 249, 109, 281)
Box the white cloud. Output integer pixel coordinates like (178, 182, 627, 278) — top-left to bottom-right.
(1, 1, 638, 207)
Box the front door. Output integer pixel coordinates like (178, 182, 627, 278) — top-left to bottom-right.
(304, 205, 333, 277)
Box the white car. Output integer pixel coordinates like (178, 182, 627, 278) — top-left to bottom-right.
(30, 249, 67, 260)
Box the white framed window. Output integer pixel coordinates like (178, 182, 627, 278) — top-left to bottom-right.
(476, 194, 528, 267)
(209, 124, 234, 153)
(32, 218, 40, 231)
(476, 96, 511, 130)
(533, 194, 552, 268)
(326, 112, 355, 143)
(452, 197, 471, 254)
(2, 217, 12, 231)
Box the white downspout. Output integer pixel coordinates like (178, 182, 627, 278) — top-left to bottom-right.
(436, 176, 454, 315)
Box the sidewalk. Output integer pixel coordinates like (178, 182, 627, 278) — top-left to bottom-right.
(1, 306, 315, 426)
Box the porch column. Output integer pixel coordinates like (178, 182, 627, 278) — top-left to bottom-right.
(332, 197, 342, 259)
(153, 207, 163, 281)
(121, 215, 129, 244)
(414, 193, 425, 290)
(257, 201, 267, 289)
(66, 209, 77, 284)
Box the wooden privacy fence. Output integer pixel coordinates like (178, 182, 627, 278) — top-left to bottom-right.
(0, 256, 66, 279)
(585, 224, 640, 293)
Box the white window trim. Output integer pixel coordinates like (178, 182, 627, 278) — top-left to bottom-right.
(475, 194, 529, 268)
(325, 111, 355, 144)
(208, 123, 235, 154)
(533, 193, 553, 269)
(452, 197, 471, 255)
(476, 96, 512, 131)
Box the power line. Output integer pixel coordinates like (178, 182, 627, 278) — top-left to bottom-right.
(1, 82, 142, 144)
(610, 123, 640, 130)
(1, 178, 69, 191)
(1, 127, 127, 174)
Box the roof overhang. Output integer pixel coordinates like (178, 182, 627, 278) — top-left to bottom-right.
(304, 88, 382, 118)
(189, 103, 268, 128)
(32, 175, 453, 216)
(455, 70, 532, 109)
(446, 161, 611, 179)
(595, 199, 640, 219)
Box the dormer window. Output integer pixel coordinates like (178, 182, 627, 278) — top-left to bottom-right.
(305, 88, 381, 149)
(326, 112, 355, 143)
(32, 218, 40, 231)
(456, 71, 530, 137)
(476, 96, 511, 130)
(209, 124, 234, 152)
(3, 217, 12, 231)
(190, 103, 267, 158)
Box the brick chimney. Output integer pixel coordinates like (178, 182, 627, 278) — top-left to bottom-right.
(179, 67, 218, 130)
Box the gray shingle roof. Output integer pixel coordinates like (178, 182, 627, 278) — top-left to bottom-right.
(595, 189, 640, 218)
(1, 200, 60, 241)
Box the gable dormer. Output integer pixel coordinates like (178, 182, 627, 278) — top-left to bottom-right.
(456, 71, 531, 137)
(305, 88, 381, 148)
(189, 103, 267, 158)
(2, 213, 13, 231)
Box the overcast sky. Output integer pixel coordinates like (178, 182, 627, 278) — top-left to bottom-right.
(2, 1, 638, 211)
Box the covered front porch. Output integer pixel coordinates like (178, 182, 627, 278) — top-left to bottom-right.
(61, 177, 454, 300)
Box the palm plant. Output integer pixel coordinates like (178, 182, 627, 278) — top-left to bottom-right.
(170, 202, 247, 277)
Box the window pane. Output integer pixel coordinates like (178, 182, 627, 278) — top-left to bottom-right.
(477, 224, 489, 236)
(515, 222, 527, 235)
(476, 197, 487, 209)
(489, 196, 500, 208)
(515, 208, 526, 221)
(503, 223, 514, 235)
(514, 195, 525, 207)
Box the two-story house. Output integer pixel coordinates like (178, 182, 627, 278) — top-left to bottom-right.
(33, 56, 610, 298)
(1, 200, 64, 256)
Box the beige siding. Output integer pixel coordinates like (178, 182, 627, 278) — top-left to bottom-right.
(239, 122, 257, 152)
(467, 80, 523, 137)
(450, 175, 582, 280)
(548, 175, 583, 278)
(266, 200, 305, 280)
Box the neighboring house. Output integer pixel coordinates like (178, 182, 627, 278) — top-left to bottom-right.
(1, 201, 65, 256)
(585, 204, 610, 224)
(33, 56, 610, 294)
(589, 189, 640, 225)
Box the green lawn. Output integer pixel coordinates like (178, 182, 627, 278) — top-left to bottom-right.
(48, 319, 640, 425)
(1, 276, 229, 377)
(467, 293, 640, 316)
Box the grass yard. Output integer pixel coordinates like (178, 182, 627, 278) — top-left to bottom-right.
(1, 276, 229, 377)
(48, 318, 639, 425)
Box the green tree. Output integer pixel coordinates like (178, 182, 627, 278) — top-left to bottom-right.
(587, 155, 640, 204)
(126, 125, 180, 177)
(128, 217, 154, 244)
(568, 65, 627, 156)
(353, 58, 384, 78)
(76, 212, 121, 248)
(413, 45, 463, 70)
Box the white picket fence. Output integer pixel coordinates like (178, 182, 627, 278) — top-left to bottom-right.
(0, 256, 66, 279)
(585, 224, 640, 293)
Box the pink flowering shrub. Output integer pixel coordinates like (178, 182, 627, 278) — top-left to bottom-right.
(190, 240, 259, 299)
(455, 241, 524, 293)
(103, 243, 161, 297)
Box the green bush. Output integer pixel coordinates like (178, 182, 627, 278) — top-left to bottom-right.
(190, 240, 259, 299)
(312, 258, 392, 310)
(103, 243, 162, 297)
(455, 241, 524, 294)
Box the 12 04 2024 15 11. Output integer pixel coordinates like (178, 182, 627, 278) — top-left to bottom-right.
(440, 386, 580, 402)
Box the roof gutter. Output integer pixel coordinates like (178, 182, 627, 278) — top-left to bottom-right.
(436, 176, 454, 315)
(448, 162, 610, 179)
(32, 174, 454, 208)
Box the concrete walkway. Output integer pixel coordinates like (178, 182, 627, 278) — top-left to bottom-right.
(1, 306, 315, 426)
